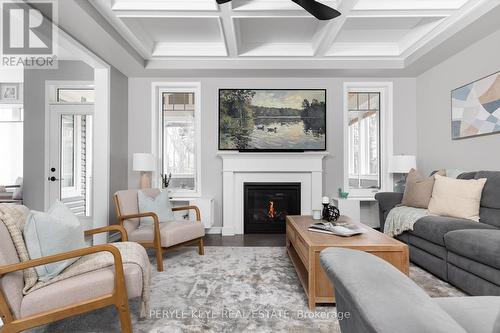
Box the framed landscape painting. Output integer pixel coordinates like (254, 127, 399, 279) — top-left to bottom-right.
(218, 89, 326, 151)
(451, 71, 500, 139)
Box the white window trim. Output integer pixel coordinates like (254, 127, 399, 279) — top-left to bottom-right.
(151, 82, 202, 197)
(343, 82, 393, 197)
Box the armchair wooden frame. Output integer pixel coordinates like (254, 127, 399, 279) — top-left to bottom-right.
(114, 195, 204, 272)
(0, 225, 132, 333)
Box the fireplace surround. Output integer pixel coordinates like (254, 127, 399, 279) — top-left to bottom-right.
(218, 152, 327, 235)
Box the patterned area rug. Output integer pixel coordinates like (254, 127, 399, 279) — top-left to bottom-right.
(27, 246, 465, 333)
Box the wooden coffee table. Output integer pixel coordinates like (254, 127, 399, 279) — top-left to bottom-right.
(286, 215, 409, 309)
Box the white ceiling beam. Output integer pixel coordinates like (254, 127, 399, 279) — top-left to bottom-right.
(219, 3, 239, 57)
(313, 0, 360, 57)
(145, 58, 405, 70)
(113, 10, 312, 18)
(348, 9, 454, 17)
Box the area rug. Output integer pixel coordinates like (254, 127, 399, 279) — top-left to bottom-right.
(27, 246, 465, 333)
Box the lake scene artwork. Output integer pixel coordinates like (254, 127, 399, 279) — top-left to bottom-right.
(219, 89, 326, 150)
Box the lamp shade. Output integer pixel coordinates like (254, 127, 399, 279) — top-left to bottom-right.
(389, 155, 416, 173)
(133, 153, 155, 172)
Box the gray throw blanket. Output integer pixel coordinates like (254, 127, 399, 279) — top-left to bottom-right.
(384, 205, 430, 237)
(0, 204, 151, 318)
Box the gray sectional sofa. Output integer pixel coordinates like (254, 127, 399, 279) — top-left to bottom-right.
(375, 170, 500, 296)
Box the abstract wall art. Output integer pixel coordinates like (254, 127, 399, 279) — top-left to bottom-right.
(451, 71, 500, 139)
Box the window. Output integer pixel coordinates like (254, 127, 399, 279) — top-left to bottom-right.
(56, 88, 94, 103)
(347, 92, 380, 190)
(158, 85, 201, 196)
(344, 82, 393, 196)
(0, 106, 23, 186)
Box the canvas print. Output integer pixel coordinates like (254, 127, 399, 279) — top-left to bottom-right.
(451, 71, 500, 139)
(219, 89, 326, 150)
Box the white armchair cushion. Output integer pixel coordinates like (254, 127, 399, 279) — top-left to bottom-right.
(24, 201, 87, 282)
(138, 190, 175, 226)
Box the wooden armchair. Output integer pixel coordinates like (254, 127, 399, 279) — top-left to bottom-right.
(114, 189, 205, 272)
(0, 224, 139, 333)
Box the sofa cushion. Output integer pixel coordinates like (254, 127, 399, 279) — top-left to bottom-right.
(129, 220, 205, 247)
(410, 216, 495, 246)
(475, 171, 500, 228)
(434, 296, 500, 333)
(20, 263, 142, 318)
(428, 175, 486, 221)
(24, 201, 87, 282)
(138, 190, 175, 226)
(401, 169, 444, 208)
(444, 229, 500, 270)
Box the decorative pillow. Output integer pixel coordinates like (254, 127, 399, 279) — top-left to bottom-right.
(401, 169, 445, 209)
(428, 174, 487, 221)
(24, 201, 87, 282)
(138, 190, 175, 226)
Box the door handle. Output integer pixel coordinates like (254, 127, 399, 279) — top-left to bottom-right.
(48, 176, 59, 182)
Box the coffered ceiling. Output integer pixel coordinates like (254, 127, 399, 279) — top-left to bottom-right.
(88, 0, 499, 71)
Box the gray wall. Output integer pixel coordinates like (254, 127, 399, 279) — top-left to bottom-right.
(23, 61, 94, 210)
(416, 28, 500, 174)
(128, 77, 417, 228)
(109, 67, 129, 224)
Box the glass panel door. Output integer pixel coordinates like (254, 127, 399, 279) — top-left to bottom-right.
(48, 104, 93, 225)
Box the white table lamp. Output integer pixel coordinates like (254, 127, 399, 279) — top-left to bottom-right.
(389, 155, 416, 192)
(389, 155, 416, 174)
(133, 153, 155, 189)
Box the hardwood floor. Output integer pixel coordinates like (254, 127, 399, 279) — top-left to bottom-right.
(204, 234, 286, 247)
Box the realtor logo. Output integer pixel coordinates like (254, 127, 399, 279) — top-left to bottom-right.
(1, 0, 57, 68)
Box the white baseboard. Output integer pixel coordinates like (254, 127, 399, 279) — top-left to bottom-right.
(206, 227, 222, 234)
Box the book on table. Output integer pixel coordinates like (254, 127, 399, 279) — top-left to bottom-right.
(308, 221, 366, 237)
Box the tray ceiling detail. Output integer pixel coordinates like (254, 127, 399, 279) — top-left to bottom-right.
(90, 0, 497, 69)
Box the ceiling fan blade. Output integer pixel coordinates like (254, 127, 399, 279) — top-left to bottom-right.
(216, 0, 231, 4)
(291, 0, 341, 20)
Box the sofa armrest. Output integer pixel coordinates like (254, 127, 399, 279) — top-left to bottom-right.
(374, 192, 403, 231)
(319, 248, 468, 333)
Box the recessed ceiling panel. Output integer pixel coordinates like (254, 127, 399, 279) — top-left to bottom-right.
(121, 17, 226, 56)
(235, 17, 325, 56)
(327, 16, 445, 56)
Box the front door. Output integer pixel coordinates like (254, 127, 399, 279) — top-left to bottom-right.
(48, 104, 93, 230)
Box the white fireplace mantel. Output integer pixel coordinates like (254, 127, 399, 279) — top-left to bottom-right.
(217, 152, 328, 235)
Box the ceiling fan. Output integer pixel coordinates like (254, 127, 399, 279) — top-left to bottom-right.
(216, 0, 341, 20)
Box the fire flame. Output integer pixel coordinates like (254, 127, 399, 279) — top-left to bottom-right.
(268, 201, 276, 218)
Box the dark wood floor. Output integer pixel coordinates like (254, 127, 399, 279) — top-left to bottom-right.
(204, 234, 286, 247)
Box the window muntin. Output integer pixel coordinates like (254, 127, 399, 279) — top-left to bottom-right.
(347, 92, 381, 190)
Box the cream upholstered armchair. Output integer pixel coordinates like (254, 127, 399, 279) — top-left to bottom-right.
(0, 224, 139, 333)
(113, 189, 205, 271)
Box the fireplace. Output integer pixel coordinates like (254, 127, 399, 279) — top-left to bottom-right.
(244, 182, 301, 234)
